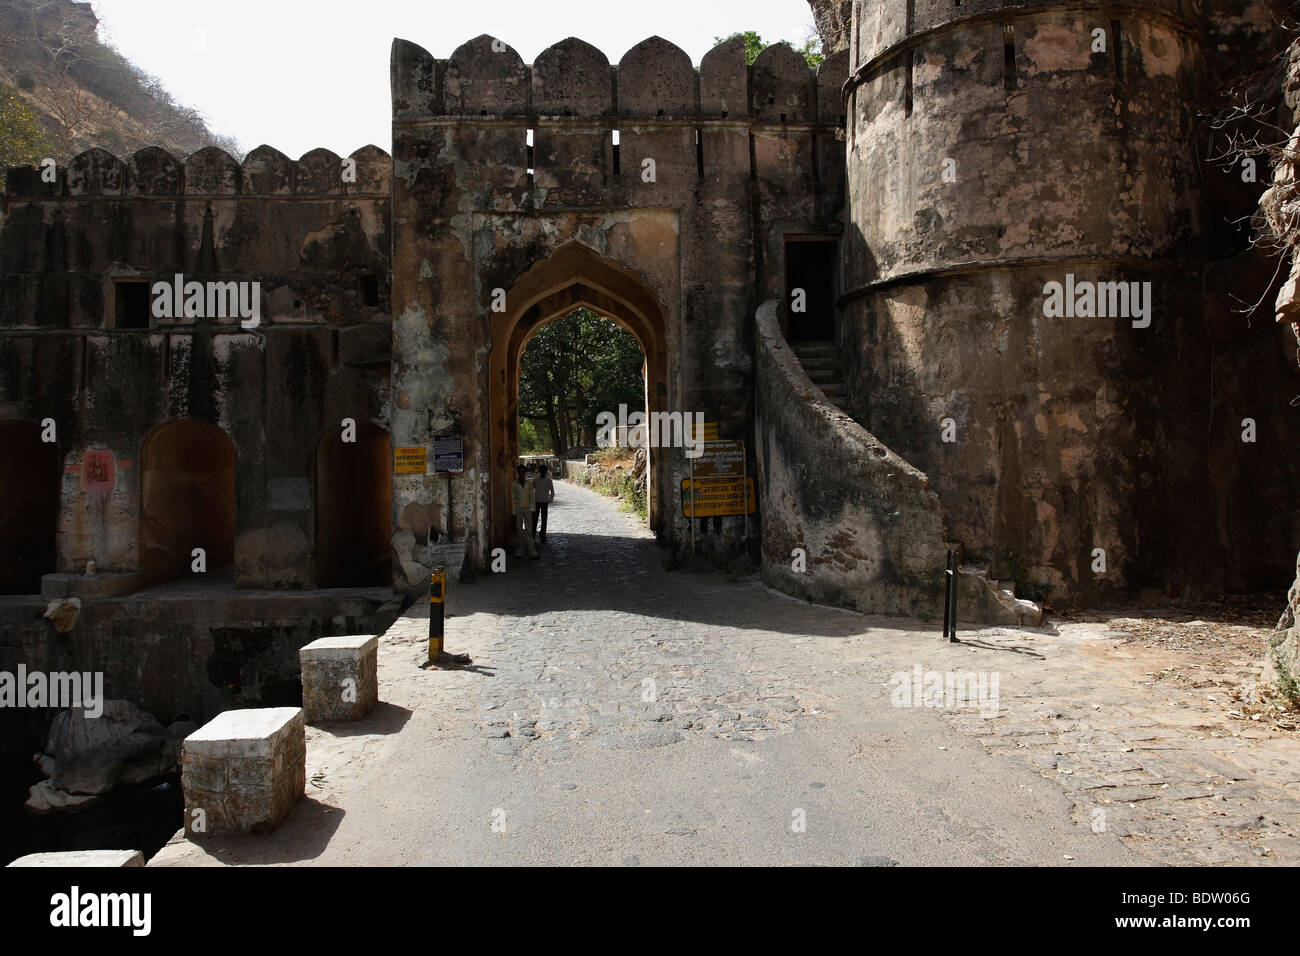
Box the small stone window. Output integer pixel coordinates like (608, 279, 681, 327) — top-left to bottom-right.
(358, 274, 380, 308)
(111, 279, 151, 329)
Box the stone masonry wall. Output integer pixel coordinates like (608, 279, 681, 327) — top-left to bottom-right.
(755, 300, 946, 616)
(838, 0, 1298, 605)
(388, 35, 848, 594)
(0, 145, 393, 587)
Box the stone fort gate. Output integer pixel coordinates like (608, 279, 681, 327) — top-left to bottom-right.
(3, 5, 1295, 626)
(387, 33, 849, 592)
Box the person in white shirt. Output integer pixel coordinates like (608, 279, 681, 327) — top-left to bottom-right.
(510, 464, 537, 558)
(531, 463, 556, 544)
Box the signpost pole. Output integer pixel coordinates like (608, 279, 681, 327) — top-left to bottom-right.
(445, 471, 453, 542)
(689, 449, 696, 556)
(742, 452, 749, 545)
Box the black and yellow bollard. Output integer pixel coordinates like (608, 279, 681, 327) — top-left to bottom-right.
(428, 566, 445, 660)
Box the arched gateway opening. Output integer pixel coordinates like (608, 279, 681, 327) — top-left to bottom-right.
(316, 422, 392, 587)
(489, 243, 670, 549)
(0, 420, 59, 594)
(139, 419, 235, 581)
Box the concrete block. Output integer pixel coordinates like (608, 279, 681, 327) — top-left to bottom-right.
(8, 850, 144, 867)
(181, 707, 305, 835)
(299, 635, 378, 722)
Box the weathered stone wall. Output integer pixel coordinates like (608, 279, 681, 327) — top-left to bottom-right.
(0, 587, 399, 803)
(388, 35, 848, 594)
(0, 145, 393, 588)
(838, 0, 1297, 604)
(755, 300, 946, 616)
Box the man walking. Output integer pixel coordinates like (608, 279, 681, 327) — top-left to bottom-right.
(532, 463, 555, 544)
(510, 464, 537, 558)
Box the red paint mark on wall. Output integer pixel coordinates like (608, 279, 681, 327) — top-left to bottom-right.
(83, 450, 115, 492)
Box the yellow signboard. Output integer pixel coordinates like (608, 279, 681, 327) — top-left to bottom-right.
(690, 420, 720, 442)
(691, 440, 745, 479)
(394, 446, 427, 475)
(681, 477, 756, 517)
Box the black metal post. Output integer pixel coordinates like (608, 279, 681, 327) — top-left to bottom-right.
(428, 566, 445, 660)
(947, 547, 960, 642)
(942, 548, 954, 641)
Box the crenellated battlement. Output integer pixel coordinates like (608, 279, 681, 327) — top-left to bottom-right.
(392, 34, 850, 125)
(849, 0, 1200, 77)
(3, 144, 392, 198)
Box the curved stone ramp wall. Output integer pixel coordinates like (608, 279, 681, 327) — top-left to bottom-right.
(756, 302, 1043, 625)
(754, 300, 946, 619)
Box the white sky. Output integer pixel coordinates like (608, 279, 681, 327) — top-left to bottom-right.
(88, 0, 816, 159)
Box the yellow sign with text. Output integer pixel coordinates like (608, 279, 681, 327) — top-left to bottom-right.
(681, 477, 756, 517)
(689, 420, 720, 442)
(393, 446, 427, 475)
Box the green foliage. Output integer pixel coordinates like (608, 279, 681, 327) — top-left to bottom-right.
(14, 69, 36, 93)
(1276, 649, 1300, 706)
(0, 84, 52, 187)
(583, 458, 648, 521)
(517, 418, 549, 455)
(517, 307, 644, 458)
(714, 31, 824, 69)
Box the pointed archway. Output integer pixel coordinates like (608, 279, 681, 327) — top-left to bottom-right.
(139, 419, 236, 581)
(489, 242, 670, 548)
(0, 420, 60, 594)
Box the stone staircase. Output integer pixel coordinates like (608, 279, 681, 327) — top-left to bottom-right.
(956, 559, 1045, 628)
(790, 340, 847, 411)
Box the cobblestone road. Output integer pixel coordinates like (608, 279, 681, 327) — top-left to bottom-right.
(152, 482, 1300, 867)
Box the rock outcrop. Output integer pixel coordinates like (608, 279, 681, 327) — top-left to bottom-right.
(1258, 39, 1300, 693)
(26, 700, 196, 812)
(1259, 39, 1300, 358)
(807, 0, 851, 55)
(1274, 552, 1300, 700)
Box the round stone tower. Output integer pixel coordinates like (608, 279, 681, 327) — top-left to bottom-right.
(839, 0, 1210, 603)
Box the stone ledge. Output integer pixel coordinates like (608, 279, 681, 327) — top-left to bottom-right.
(300, 634, 378, 660)
(184, 707, 304, 758)
(8, 850, 143, 867)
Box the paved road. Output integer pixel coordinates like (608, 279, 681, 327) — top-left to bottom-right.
(153, 482, 1140, 866)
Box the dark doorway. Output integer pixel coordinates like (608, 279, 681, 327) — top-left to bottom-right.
(316, 422, 392, 587)
(0, 421, 59, 594)
(139, 419, 236, 580)
(785, 238, 838, 342)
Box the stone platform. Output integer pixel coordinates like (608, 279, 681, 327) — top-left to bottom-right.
(181, 707, 305, 835)
(299, 635, 378, 722)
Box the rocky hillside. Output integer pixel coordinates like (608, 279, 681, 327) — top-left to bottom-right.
(0, 0, 238, 161)
(806, 0, 850, 55)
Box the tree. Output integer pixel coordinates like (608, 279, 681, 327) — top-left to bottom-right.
(518, 308, 645, 458)
(0, 83, 52, 187)
(4, 0, 241, 160)
(714, 30, 825, 69)
(23, 0, 108, 158)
